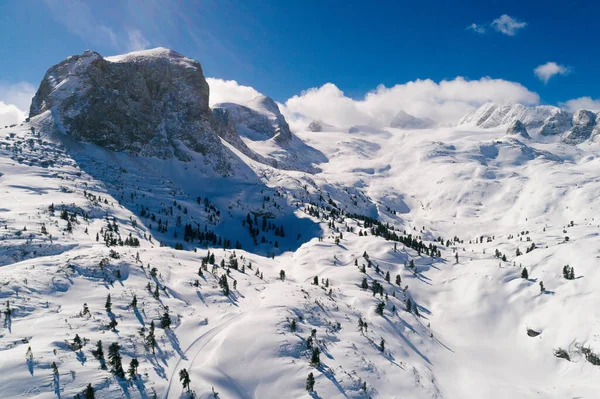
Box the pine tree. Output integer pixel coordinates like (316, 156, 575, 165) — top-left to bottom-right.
(313, 276, 319, 285)
(521, 267, 529, 279)
(540, 281, 545, 293)
(52, 361, 59, 376)
(130, 294, 137, 309)
(310, 347, 321, 367)
(92, 340, 103, 357)
(361, 278, 368, 290)
(385, 271, 390, 282)
(73, 334, 83, 351)
(179, 368, 191, 392)
(291, 319, 297, 332)
(107, 342, 124, 378)
(375, 302, 385, 316)
(146, 321, 156, 354)
(406, 298, 413, 313)
(84, 384, 95, 399)
(280, 270, 286, 281)
(128, 358, 139, 379)
(380, 338, 385, 352)
(306, 372, 316, 392)
(82, 303, 90, 316)
(105, 294, 112, 312)
(161, 308, 171, 329)
(395, 275, 401, 285)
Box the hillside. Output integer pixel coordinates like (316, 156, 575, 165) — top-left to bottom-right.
(2, 49, 600, 399)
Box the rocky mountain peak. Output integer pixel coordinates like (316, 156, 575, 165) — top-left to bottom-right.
(506, 120, 530, 139)
(29, 48, 232, 173)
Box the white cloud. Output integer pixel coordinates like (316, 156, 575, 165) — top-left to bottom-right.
(281, 77, 539, 128)
(0, 81, 36, 126)
(561, 97, 600, 112)
(0, 102, 26, 127)
(126, 29, 150, 52)
(534, 62, 570, 83)
(467, 23, 486, 34)
(491, 14, 527, 36)
(206, 78, 262, 107)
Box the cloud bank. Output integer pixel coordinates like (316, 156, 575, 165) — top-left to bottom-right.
(208, 77, 540, 129)
(561, 97, 600, 112)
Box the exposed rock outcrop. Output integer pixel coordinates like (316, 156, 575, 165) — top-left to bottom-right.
(390, 110, 436, 129)
(563, 110, 597, 144)
(506, 120, 530, 139)
(215, 96, 292, 144)
(540, 110, 572, 136)
(30, 48, 232, 172)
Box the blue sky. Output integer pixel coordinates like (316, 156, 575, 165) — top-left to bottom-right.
(0, 0, 598, 126)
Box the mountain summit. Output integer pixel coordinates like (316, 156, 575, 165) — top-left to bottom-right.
(30, 48, 232, 171)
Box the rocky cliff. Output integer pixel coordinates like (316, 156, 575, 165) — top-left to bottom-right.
(30, 48, 232, 172)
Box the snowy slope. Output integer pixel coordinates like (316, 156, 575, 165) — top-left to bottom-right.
(3, 49, 600, 399)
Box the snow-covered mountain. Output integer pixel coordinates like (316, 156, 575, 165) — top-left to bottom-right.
(389, 110, 436, 129)
(459, 102, 600, 145)
(458, 103, 561, 129)
(4, 48, 600, 399)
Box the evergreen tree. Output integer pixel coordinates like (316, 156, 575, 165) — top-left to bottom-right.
(380, 338, 385, 352)
(313, 276, 319, 285)
(361, 278, 368, 290)
(107, 342, 124, 378)
(521, 267, 529, 279)
(73, 334, 83, 351)
(310, 347, 321, 367)
(291, 319, 297, 332)
(130, 294, 137, 309)
(146, 321, 156, 354)
(128, 358, 139, 379)
(105, 294, 112, 312)
(540, 281, 545, 293)
(92, 340, 104, 360)
(306, 372, 316, 392)
(52, 361, 59, 376)
(279, 270, 286, 281)
(375, 302, 385, 316)
(84, 384, 95, 399)
(406, 298, 413, 313)
(179, 368, 191, 392)
(161, 309, 171, 329)
(395, 275, 401, 285)
(385, 271, 390, 282)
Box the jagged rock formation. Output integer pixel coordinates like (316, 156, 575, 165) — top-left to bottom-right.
(308, 121, 323, 132)
(215, 96, 292, 144)
(29, 48, 232, 172)
(563, 110, 597, 144)
(540, 110, 572, 136)
(506, 120, 530, 139)
(390, 110, 436, 129)
(459, 103, 562, 129)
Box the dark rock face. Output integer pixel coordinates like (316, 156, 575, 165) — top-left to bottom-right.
(214, 95, 292, 145)
(563, 110, 597, 144)
(506, 120, 530, 139)
(308, 121, 323, 132)
(540, 110, 572, 136)
(30, 48, 231, 172)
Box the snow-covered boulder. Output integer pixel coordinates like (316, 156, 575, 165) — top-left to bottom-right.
(563, 110, 597, 144)
(29, 48, 232, 171)
(506, 120, 530, 139)
(389, 110, 435, 129)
